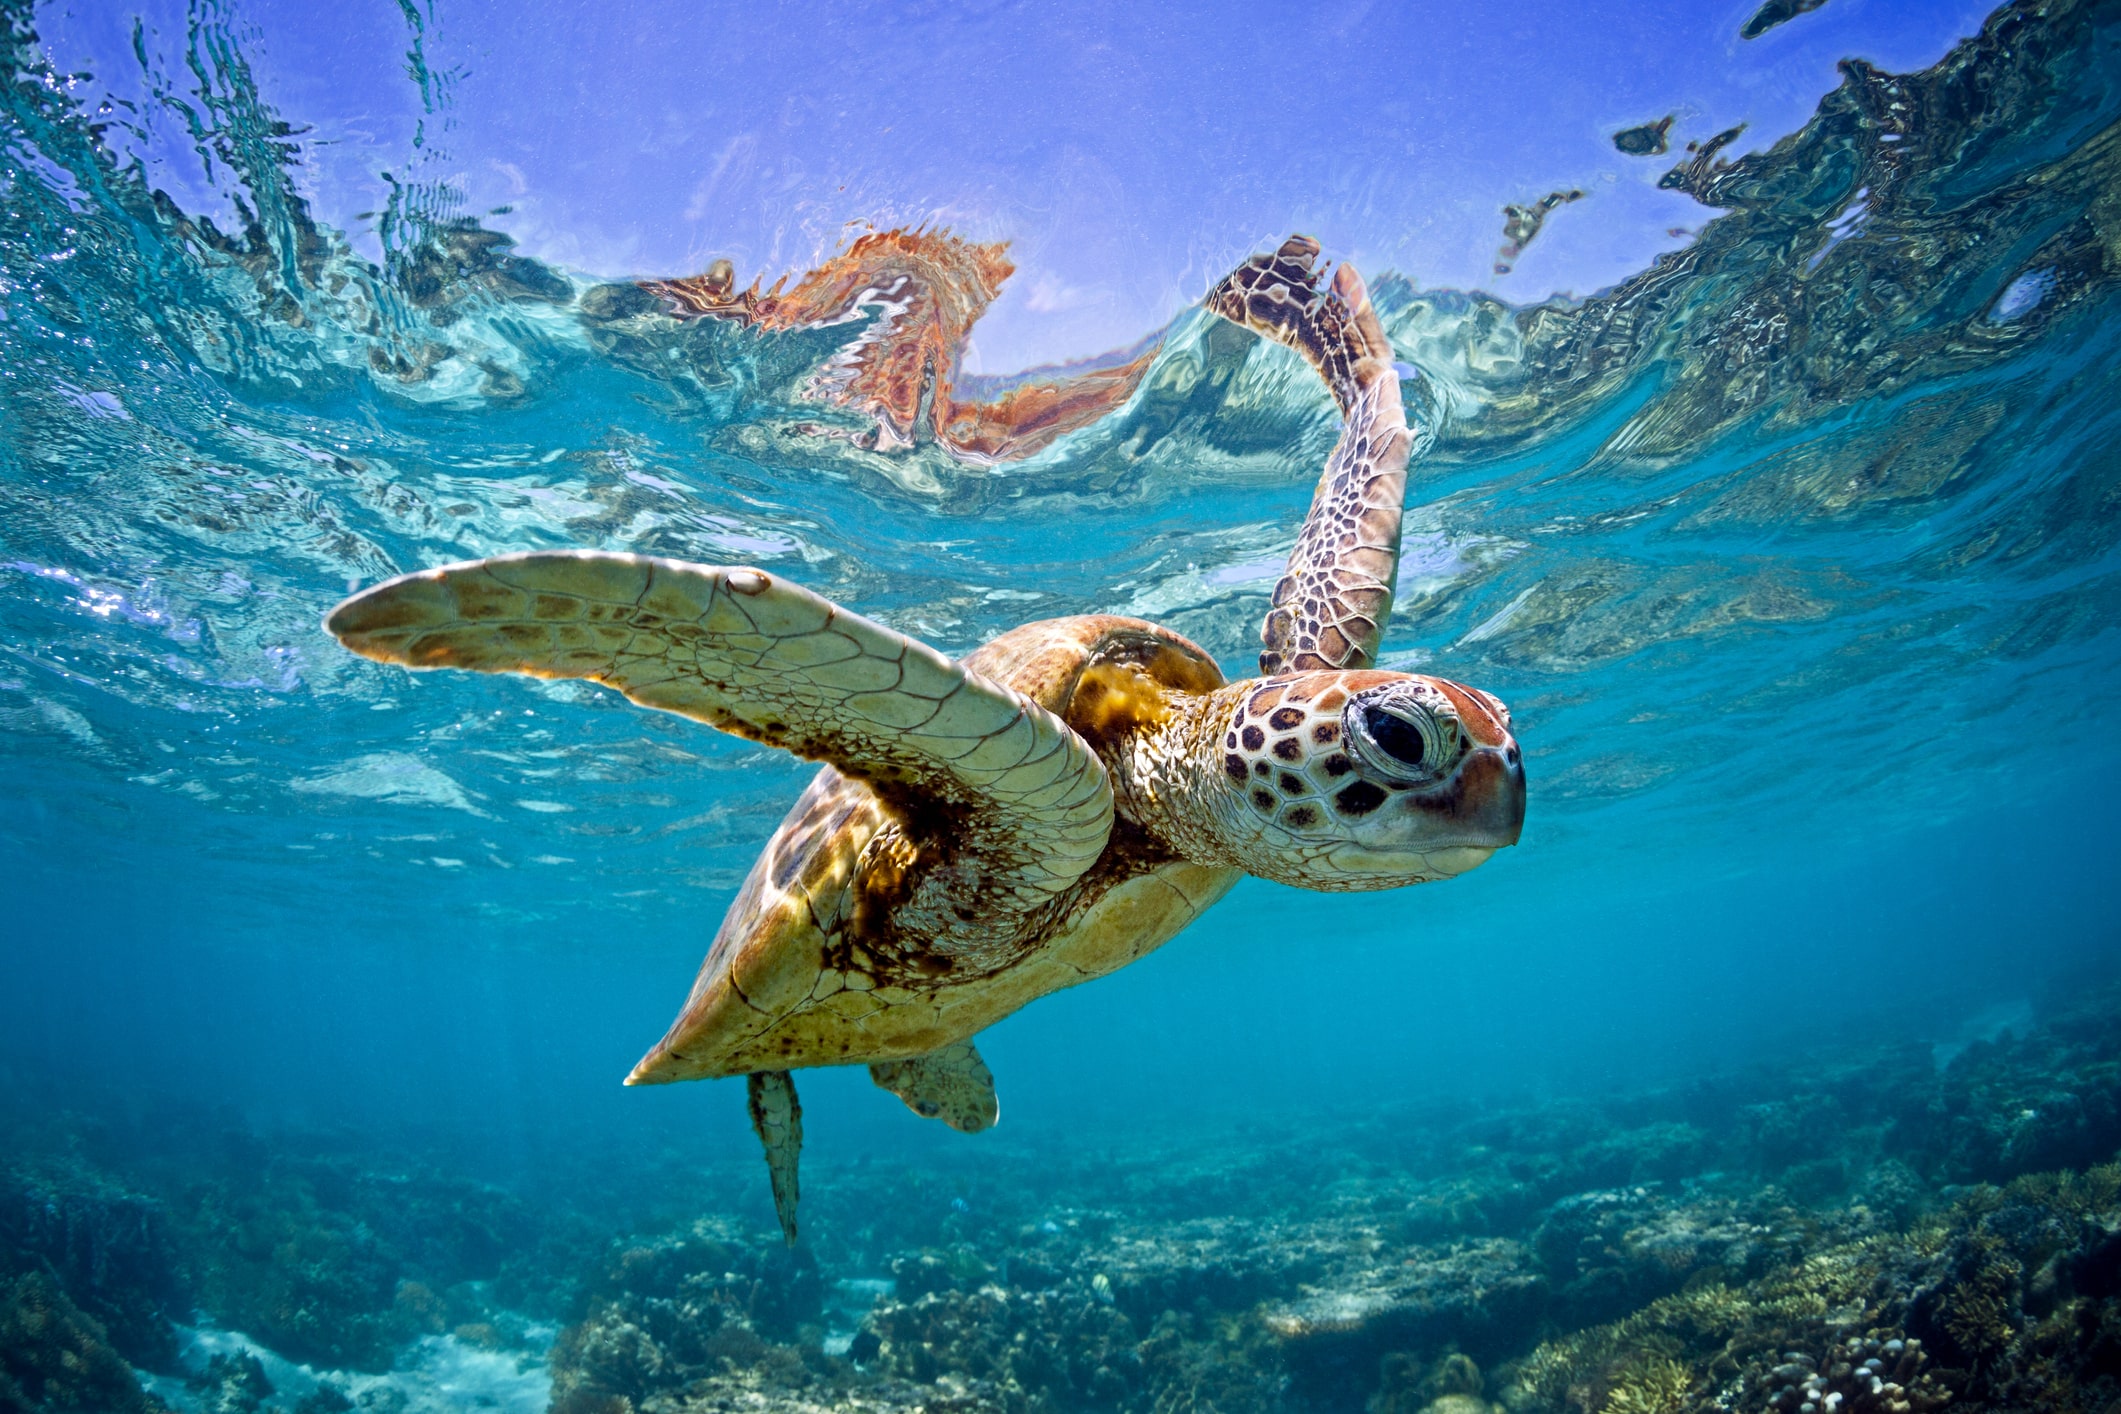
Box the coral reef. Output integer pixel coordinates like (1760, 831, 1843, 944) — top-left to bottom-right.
(535, 985, 2121, 1414)
(1497, 1163, 2121, 1413)
(543, 1217, 841, 1413)
(1891, 1001, 2121, 1183)
(187, 1351, 275, 1414)
(1, 986, 2116, 1414)
(168, 1146, 549, 1371)
(0, 1158, 184, 1370)
(0, 1115, 584, 1407)
(0, 1270, 169, 1413)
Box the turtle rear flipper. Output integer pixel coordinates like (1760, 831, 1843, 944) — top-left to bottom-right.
(870, 1040, 999, 1132)
(327, 553, 1116, 944)
(747, 1070, 802, 1245)
(1207, 236, 1413, 675)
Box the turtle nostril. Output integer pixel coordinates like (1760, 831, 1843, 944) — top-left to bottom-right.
(1505, 744, 1521, 769)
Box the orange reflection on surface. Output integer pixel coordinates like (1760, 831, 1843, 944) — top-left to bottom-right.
(642, 229, 1156, 464)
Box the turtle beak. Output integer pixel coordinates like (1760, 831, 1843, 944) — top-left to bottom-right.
(1426, 679, 1525, 849)
(1455, 739, 1526, 848)
(1397, 739, 1523, 856)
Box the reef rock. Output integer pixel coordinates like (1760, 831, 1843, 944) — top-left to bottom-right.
(0, 1269, 169, 1413)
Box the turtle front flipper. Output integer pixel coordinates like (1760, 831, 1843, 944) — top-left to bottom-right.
(747, 1070, 803, 1245)
(870, 1040, 999, 1132)
(327, 553, 1116, 942)
(1207, 236, 1413, 675)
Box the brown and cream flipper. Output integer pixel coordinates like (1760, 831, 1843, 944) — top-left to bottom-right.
(869, 1040, 999, 1133)
(327, 552, 1115, 932)
(747, 1071, 802, 1244)
(1206, 236, 1412, 676)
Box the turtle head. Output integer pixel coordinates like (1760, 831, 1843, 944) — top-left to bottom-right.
(1206, 670, 1524, 891)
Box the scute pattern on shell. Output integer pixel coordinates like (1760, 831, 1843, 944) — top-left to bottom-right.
(610, 613, 1233, 1083)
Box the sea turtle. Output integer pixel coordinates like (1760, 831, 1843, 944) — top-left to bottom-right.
(327, 236, 1526, 1242)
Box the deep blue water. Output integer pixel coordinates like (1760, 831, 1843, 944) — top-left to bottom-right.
(2, 2, 2120, 1410)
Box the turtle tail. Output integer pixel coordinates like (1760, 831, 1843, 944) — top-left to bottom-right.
(1204, 234, 1396, 418)
(746, 1071, 803, 1245)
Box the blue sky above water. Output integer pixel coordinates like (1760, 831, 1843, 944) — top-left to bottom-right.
(35, 0, 1995, 370)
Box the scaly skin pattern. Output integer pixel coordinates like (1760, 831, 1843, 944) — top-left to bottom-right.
(1207, 235, 1412, 675)
(1111, 669, 1522, 892)
(746, 1072, 801, 1244)
(868, 1041, 999, 1133)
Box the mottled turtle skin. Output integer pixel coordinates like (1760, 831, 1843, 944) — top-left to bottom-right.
(328, 237, 1527, 1242)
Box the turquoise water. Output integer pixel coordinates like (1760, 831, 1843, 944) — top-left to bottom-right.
(3, 3, 2121, 1412)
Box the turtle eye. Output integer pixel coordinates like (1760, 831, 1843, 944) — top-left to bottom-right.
(1363, 705, 1433, 770)
(1344, 688, 1462, 787)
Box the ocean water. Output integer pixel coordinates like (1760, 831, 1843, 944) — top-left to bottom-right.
(3, 3, 2120, 1413)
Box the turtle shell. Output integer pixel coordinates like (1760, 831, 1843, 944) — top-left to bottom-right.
(627, 614, 1239, 1084)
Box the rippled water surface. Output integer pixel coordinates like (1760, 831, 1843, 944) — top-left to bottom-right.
(6, 3, 2112, 851)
